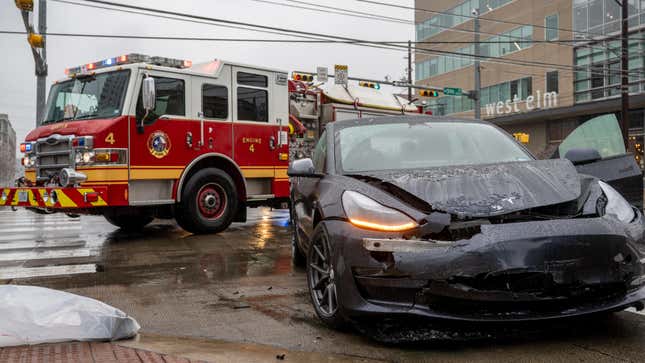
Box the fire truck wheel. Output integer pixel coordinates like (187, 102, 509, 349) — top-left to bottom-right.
(104, 214, 154, 231)
(176, 168, 238, 234)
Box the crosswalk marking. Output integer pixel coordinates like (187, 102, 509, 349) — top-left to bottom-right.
(0, 209, 100, 280)
(0, 264, 97, 279)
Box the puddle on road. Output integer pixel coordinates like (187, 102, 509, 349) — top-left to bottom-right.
(3, 207, 295, 289)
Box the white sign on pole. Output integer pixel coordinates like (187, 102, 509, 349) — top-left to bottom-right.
(334, 65, 348, 86)
(317, 67, 328, 82)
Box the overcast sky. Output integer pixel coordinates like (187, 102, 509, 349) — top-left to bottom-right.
(0, 0, 414, 154)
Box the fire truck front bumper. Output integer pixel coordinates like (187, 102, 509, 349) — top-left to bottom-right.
(0, 187, 109, 209)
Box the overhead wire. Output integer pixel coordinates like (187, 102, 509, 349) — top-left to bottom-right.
(59, 0, 645, 77)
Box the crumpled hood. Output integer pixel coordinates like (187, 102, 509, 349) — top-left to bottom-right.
(363, 159, 582, 217)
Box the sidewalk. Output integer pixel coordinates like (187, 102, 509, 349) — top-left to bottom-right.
(0, 334, 380, 363)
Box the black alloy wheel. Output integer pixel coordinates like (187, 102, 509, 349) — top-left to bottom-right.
(306, 225, 345, 329)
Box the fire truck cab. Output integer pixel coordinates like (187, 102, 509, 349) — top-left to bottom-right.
(2, 54, 290, 233)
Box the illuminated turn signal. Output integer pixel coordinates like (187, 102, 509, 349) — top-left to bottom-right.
(348, 218, 417, 232)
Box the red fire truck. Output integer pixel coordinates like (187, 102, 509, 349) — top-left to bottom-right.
(0, 54, 418, 234)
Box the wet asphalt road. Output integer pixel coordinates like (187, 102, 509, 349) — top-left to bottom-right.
(2, 208, 645, 362)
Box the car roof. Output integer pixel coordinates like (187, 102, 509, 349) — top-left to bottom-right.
(328, 115, 492, 131)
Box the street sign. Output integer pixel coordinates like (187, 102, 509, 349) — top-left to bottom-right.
(334, 64, 348, 86)
(317, 66, 328, 82)
(443, 87, 462, 96)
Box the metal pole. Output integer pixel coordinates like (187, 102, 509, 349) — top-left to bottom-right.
(474, 8, 481, 119)
(620, 0, 630, 148)
(36, 0, 47, 126)
(407, 40, 412, 101)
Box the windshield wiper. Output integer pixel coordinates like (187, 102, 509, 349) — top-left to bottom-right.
(72, 113, 99, 120)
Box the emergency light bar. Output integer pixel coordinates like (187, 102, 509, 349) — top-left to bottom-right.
(65, 53, 192, 76)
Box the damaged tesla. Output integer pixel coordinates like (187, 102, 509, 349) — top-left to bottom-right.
(288, 115, 645, 329)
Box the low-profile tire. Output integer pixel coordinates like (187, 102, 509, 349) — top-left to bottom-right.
(306, 224, 346, 330)
(291, 205, 306, 267)
(175, 168, 238, 234)
(292, 227, 307, 267)
(104, 214, 153, 231)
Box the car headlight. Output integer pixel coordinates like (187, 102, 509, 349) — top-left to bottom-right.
(342, 191, 418, 232)
(598, 181, 635, 223)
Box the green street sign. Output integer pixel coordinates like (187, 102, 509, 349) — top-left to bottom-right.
(443, 87, 462, 96)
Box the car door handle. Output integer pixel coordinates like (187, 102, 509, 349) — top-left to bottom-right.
(269, 136, 276, 150)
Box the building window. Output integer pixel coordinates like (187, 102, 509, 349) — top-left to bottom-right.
(415, 25, 533, 81)
(202, 84, 228, 119)
(415, 0, 513, 41)
(545, 14, 559, 41)
(546, 71, 559, 93)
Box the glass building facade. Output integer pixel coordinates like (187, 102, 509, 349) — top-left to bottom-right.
(416, 25, 533, 80)
(573, 0, 643, 39)
(427, 77, 532, 115)
(416, 0, 514, 41)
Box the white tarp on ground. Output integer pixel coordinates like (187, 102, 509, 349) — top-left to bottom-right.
(0, 285, 140, 347)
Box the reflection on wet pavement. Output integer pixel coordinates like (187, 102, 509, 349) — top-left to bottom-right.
(0, 207, 292, 284)
(3, 207, 645, 361)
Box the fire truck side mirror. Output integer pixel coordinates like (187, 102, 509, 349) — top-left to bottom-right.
(142, 77, 156, 112)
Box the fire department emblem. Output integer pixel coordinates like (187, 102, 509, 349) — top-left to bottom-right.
(148, 131, 171, 159)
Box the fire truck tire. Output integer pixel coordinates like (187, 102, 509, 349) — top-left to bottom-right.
(104, 214, 154, 231)
(175, 168, 238, 234)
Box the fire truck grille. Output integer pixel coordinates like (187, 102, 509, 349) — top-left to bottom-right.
(36, 136, 73, 181)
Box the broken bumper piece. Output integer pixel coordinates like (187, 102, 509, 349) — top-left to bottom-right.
(326, 217, 645, 322)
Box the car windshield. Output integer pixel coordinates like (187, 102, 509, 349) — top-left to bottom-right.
(337, 121, 533, 173)
(42, 70, 130, 124)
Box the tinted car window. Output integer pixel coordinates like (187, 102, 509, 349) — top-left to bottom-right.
(202, 84, 228, 119)
(313, 131, 327, 173)
(237, 72, 268, 87)
(559, 114, 626, 159)
(136, 77, 185, 122)
(237, 87, 268, 122)
(338, 122, 532, 172)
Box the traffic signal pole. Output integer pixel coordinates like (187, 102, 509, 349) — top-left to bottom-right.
(16, 0, 47, 127)
(36, 0, 47, 126)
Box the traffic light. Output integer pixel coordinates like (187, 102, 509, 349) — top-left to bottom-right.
(15, 0, 33, 11)
(358, 81, 381, 90)
(292, 72, 314, 82)
(27, 33, 44, 48)
(419, 90, 439, 97)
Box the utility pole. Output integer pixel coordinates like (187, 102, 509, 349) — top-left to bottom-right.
(16, 0, 47, 127)
(407, 40, 412, 102)
(473, 8, 481, 119)
(620, 0, 629, 148)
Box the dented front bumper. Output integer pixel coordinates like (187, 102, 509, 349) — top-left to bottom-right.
(327, 214, 645, 322)
(0, 187, 109, 209)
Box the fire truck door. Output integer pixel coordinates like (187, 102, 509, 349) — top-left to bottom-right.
(129, 71, 193, 203)
(232, 67, 279, 190)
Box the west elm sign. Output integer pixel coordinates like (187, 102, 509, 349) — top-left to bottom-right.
(485, 91, 558, 117)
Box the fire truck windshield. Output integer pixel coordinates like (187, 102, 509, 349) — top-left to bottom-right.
(43, 70, 130, 124)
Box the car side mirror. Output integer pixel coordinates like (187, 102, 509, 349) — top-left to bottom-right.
(288, 158, 322, 178)
(564, 148, 602, 165)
